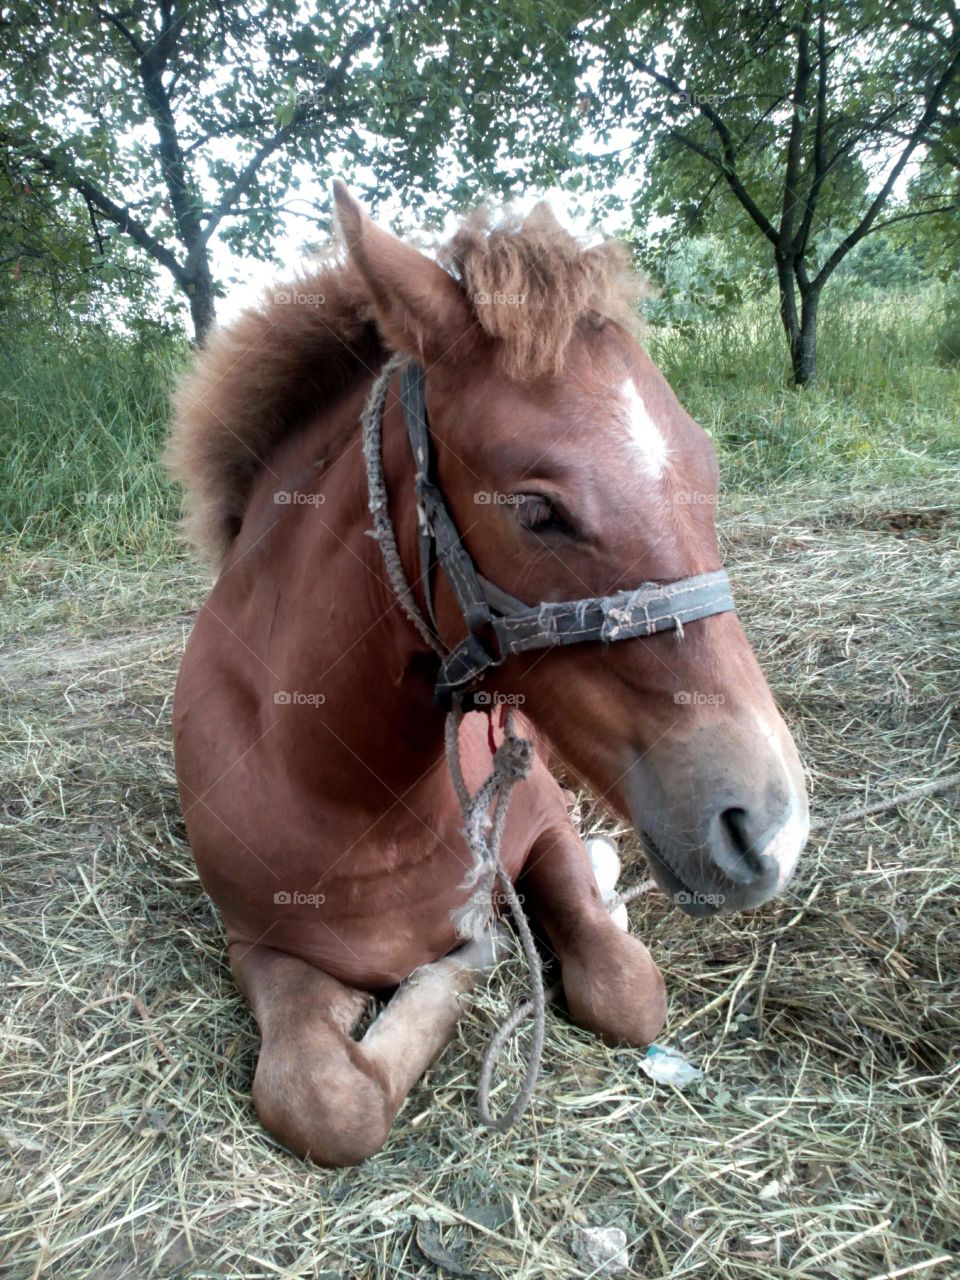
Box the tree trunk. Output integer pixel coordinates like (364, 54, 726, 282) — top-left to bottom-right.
(184, 257, 217, 344)
(794, 287, 819, 386)
(777, 257, 819, 386)
(776, 256, 803, 383)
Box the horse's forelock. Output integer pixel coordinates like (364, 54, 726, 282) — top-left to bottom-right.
(439, 206, 646, 381)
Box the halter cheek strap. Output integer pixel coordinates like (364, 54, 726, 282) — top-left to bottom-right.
(394, 360, 736, 707)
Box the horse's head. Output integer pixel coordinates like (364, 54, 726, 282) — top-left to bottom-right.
(335, 183, 808, 917)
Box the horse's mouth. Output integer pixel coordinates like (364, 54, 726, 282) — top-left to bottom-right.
(639, 832, 725, 919)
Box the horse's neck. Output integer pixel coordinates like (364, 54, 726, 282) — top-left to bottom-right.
(241, 373, 448, 795)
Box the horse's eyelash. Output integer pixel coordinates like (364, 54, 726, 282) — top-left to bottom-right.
(518, 497, 578, 537)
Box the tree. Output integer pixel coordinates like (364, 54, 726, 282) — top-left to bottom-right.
(0, 0, 588, 342)
(579, 1, 960, 384)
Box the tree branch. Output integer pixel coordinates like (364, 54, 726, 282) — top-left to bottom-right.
(137, 0, 204, 265)
(0, 132, 187, 285)
(780, 4, 812, 251)
(858, 203, 959, 235)
(92, 5, 146, 57)
(814, 40, 960, 286)
(795, 0, 828, 255)
(201, 21, 379, 244)
(629, 56, 779, 245)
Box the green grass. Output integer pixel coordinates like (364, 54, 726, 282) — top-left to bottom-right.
(1, 285, 957, 562)
(649, 285, 960, 493)
(0, 324, 185, 557)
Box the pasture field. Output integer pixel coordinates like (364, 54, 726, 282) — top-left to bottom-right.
(1, 291, 958, 1278)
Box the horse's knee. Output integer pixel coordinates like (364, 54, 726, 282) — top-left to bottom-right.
(252, 1039, 392, 1166)
(562, 923, 667, 1047)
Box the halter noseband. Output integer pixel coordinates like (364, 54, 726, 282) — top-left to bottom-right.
(374, 359, 736, 708)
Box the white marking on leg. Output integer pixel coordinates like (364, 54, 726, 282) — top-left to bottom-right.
(586, 835, 621, 897)
(586, 836, 629, 931)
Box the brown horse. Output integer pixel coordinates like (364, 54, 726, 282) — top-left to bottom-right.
(169, 183, 808, 1166)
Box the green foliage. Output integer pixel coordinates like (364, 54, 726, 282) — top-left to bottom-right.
(0, 166, 179, 333)
(583, 0, 956, 249)
(1, 288, 955, 559)
(0, 0, 587, 334)
(0, 320, 187, 555)
(579, 0, 960, 382)
(830, 230, 933, 294)
(638, 234, 771, 326)
(648, 286, 959, 489)
(937, 279, 960, 365)
(902, 154, 960, 278)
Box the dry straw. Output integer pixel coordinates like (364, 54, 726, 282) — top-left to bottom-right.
(1, 476, 957, 1278)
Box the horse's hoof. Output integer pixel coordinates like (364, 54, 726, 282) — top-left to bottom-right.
(585, 835, 627, 928)
(585, 835, 621, 896)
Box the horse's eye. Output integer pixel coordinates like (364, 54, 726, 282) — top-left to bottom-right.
(516, 495, 578, 538)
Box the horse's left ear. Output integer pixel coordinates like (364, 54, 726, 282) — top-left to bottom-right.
(333, 181, 473, 366)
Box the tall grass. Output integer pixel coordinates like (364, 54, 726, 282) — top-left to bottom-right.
(1, 286, 956, 560)
(648, 285, 960, 492)
(0, 325, 186, 556)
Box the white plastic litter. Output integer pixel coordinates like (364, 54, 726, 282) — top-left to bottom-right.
(639, 1042, 703, 1087)
(572, 1225, 630, 1275)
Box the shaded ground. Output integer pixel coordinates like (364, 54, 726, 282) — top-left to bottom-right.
(1, 480, 958, 1279)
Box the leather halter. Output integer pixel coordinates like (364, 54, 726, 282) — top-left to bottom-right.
(391, 361, 736, 708)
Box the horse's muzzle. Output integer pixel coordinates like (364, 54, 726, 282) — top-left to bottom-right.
(625, 719, 809, 916)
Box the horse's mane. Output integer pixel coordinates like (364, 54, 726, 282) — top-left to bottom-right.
(168, 203, 640, 563)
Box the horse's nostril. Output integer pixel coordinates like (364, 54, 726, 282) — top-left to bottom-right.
(720, 806, 750, 853)
(716, 807, 766, 882)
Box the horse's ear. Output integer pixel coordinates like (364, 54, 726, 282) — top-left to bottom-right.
(333, 181, 473, 366)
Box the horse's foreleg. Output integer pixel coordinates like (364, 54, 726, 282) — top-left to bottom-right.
(518, 825, 667, 1046)
(230, 935, 501, 1166)
(359, 930, 503, 1102)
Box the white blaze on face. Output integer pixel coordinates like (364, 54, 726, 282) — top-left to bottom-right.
(752, 709, 810, 891)
(618, 377, 670, 479)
